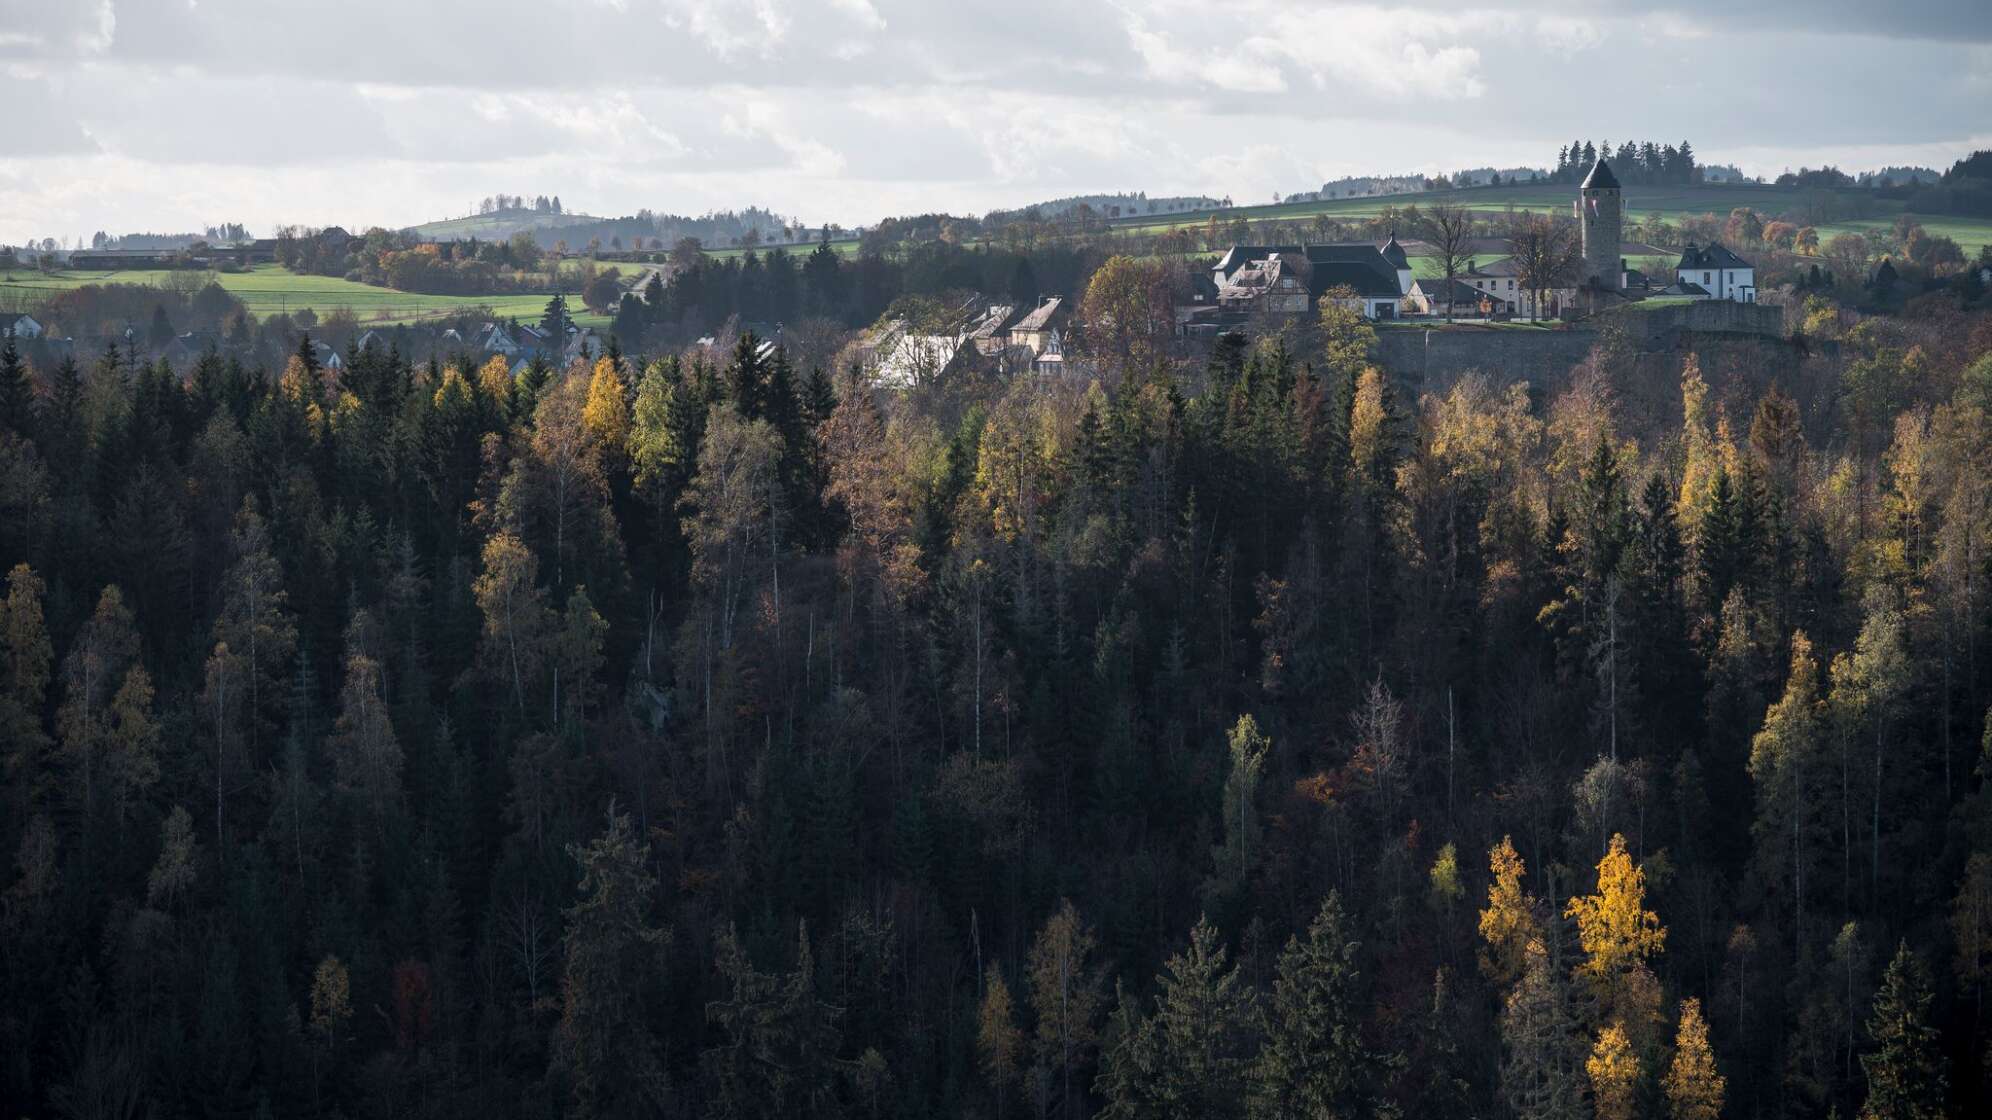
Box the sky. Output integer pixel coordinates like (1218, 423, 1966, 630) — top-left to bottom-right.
(1, 0, 1989, 244)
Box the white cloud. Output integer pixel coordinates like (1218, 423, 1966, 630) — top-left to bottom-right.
(0, 0, 1985, 244)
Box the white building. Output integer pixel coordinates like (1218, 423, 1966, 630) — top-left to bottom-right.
(1674, 241, 1756, 303)
(2, 313, 42, 339)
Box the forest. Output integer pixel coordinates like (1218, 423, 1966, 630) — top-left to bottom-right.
(0, 276, 1990, 1120)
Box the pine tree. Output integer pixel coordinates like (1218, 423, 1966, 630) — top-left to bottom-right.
(1858, 942, 1946, 1120)
(555, 806, 669, 1119)
(0, 329, 31, 437)
(1150, 915, 1254, 1119)
(541, 294, 572, 338)
(1250, 892, 1390, 1119)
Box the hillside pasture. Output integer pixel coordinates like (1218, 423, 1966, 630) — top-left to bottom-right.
(0, 264, 608, 327)
(1110, 182, 1992, 254)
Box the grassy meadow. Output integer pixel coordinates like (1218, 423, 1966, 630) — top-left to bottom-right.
(1112, 182, 1992, 255)
(0, 263, 609, 327)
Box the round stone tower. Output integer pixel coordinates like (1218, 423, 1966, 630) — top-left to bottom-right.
(1578, 157, 1622, 292)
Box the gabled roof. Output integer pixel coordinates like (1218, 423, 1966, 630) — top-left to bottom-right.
(1581, 158, 1621, 190)
(1011, 297, 1065, 333)
(1410, 277, 1490, 303)
(1465, 257, 1523, 278)
(1212, 245, 1297, 279)
(1676, 241, 1752, 271)
(967, 304, 1018, 340)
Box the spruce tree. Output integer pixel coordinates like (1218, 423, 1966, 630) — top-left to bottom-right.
(553, 806, 669, 1119)
(1858, 942, 1946, 1120)
(0, 329, 30, 437)
(1250, 892, 1390, 1119)
(1151, 915, 1254, 1119)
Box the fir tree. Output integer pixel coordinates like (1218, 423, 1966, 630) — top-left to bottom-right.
(1858, 942, 1946, 1120)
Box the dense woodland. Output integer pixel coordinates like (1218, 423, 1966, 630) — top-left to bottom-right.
(1, 274, 1991, 1120)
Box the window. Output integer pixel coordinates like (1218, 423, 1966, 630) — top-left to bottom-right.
(1704, 272, 1711, 284)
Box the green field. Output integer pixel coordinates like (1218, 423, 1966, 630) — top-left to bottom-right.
(1111, 182, 1992, 255)
(702, 239, 862, 261)
(0, 264, 609, 327)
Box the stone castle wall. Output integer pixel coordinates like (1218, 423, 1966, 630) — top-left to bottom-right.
(1372, 300, 1790, 394)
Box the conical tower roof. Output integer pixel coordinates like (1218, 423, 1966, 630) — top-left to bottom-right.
(1581, 157, 1621, 190)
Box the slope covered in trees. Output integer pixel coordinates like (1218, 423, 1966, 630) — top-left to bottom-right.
(1, 292, 1991, 1119)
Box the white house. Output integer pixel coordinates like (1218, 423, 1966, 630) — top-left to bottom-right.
(1675, 241, 1756, 303)
(2, 313, 43, 339)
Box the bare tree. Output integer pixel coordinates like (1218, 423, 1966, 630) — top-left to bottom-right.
(1424, 204, 1474, 321)
(1509, 213, 1579, 322)
(503, 892, 558, 1010)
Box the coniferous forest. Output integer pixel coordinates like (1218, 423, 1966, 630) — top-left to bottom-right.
(2, 304, 1991, 1120)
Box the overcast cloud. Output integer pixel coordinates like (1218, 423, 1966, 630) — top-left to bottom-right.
(0, 0, 1987, 242)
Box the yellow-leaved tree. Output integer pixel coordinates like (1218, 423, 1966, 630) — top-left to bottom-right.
(1662, 997, 1725, 1120)
(1479, 835, 1540, 987)
(582, 356, 629, 450)
(1586, 1021, 1639, 1120)
(1567, 832, 1666, 1027)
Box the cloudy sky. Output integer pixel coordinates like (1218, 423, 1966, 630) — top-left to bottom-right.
(2, 0, 1988, 243)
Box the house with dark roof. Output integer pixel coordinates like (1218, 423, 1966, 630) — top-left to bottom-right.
(1674, 240, 1755, 303)
(1007, 297, 1068, 356)
(1211, 240, 1407, 319)
(1405, 277, 1503, 318)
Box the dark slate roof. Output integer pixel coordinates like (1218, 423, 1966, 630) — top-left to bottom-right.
(1676, 241, 1753, 270)
(1465, 257, 1523, 277)
(1378, 232, 1409, 270)
(1011, 297, 1065, 332)
(1581, 158, 1621, 190)
(1411, 277, 1488, 303)
(1304, 245, 1401, 300)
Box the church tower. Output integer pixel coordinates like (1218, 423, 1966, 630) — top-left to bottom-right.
(1577, 157, 1622, 292)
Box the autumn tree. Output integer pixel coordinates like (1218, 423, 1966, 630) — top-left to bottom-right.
(329, 650, 403, 832)
(1481, 836, 1542, 987)
(475, 531, 554, 714)
(1567, 832, 1667, 1028)
(1663, 998, 1725, 1120)
(1210, 714, 1268, 898)
(1027, 899, 1104, 1118)
(1751, 632, 1830, 958)
(56, 586, 141, 825)
(1587, 1021, 1639, 1120)
(977, 967, 1026, 1117)
(1080, 255, 1175, 384)
(0, 564, 54, 815)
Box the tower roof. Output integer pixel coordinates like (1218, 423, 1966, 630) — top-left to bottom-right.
(1378, 230, 1409, 269)
(1581, 157, 1621, 190)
